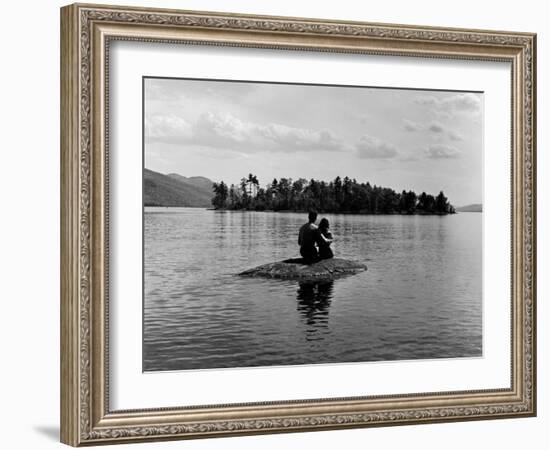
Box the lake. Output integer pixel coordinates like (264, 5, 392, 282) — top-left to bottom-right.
(143, 208, 482, 371)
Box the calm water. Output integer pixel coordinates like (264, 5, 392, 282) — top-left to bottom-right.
(143, 208, 482, 371)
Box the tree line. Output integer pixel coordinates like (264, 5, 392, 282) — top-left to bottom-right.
(212, 174, 455, 215)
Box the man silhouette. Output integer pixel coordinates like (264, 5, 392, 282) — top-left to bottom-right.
(298, 211, 319, 264)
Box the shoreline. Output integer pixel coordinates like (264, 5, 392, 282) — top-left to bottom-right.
(213, 209, 456, 216)
(144, 205, 472, 215)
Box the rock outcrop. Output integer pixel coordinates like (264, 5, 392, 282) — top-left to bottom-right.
(238, 258, 367, 282)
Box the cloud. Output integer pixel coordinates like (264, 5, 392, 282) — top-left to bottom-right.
(428, 122, 445, 133)
(356, 135, 398, 159)
(403, 119, 421, 132)
(145, 112, 345, 153)
(404, 119, 464, 143)
(448, 130, 463, 141)
(446, 93, 482, 112)
(145, 115, 193, 143)
(415, 93, 482, 117)
(425, 144, 460, 159)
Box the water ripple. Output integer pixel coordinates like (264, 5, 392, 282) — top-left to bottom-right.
(143, 208, 482, 371)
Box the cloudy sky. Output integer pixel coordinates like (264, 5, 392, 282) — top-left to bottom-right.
(144, 77, 483, 206)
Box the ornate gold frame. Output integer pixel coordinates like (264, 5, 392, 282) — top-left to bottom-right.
(60, 2, 537, 446)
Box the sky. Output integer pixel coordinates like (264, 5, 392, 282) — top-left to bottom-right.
(144, 77, 483, 207)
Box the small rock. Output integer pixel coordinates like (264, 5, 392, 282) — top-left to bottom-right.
(238, 258, 367, 282)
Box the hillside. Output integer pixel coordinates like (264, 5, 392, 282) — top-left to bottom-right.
(167, 173, 214, 193)
(456, 204, 483, 212)
(144, 169, 213, 207)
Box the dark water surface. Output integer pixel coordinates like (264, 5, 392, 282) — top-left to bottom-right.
(143, 208, 482, 371)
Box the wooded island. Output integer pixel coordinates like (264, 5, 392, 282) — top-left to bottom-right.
(212, 174, 455, 215)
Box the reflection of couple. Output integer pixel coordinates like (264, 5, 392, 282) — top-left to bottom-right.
(298, 211, 334, 264)
(296, 282, 334, 330)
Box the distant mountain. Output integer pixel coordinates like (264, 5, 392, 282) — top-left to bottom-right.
(144, 169, 213, 207)
(167, 173, 214, 193)
(456, 204, 483, 212)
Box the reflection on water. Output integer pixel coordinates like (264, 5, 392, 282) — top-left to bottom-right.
(143, 208, 482, 371)
(296, 282, 333, 341)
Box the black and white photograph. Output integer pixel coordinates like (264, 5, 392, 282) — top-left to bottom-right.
(143, 77, 483, 372)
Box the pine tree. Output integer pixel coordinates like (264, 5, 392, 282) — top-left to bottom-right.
(215, 175, 454, 215)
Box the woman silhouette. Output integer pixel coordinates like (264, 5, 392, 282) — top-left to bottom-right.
(317, 218, 334, 260)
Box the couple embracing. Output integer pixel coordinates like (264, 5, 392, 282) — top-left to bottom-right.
(298, 211, 334, 264)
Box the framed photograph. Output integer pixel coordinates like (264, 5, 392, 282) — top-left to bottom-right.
(60, 3, 536, 446)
